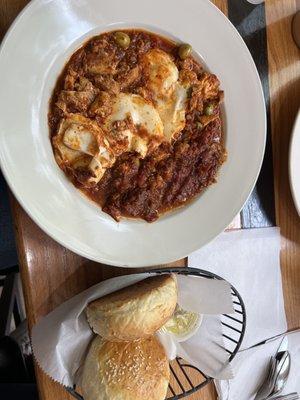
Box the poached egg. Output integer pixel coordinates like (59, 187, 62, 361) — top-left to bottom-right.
(53, 114, 114, 184)
(141, 48, 189, 141)
(105, 92, 164, 158)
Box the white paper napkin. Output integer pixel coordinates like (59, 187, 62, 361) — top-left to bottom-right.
(31, 273, 234, 387)
(189, 227, 287, 348)
(215, 331, 300, 400)
(188, 226, 290, 399)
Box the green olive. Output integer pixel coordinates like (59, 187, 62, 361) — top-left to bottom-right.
(178, 43, 192, 60)
(204, 103, 214, 116)
(114, 31, 131, 49)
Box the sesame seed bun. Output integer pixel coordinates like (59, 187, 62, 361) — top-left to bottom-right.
(82, 335, 169, 400)
(85, 274, 177, 341)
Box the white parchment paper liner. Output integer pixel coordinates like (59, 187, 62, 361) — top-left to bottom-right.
(31, 273, 235, 387)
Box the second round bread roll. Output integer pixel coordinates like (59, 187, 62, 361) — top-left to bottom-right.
(86, 274, 177, 341)
(82, 335, 169, 400)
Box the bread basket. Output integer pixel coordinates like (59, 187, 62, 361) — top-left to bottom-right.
(67, 267, 246, 400)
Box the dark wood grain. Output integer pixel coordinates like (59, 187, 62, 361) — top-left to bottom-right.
(0, 0, 28, 41)
(1, 1, 300, 399)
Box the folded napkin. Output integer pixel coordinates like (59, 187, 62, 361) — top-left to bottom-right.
(188, 227, 295, 399)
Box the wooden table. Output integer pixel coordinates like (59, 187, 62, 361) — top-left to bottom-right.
(1, 0, 300, 399)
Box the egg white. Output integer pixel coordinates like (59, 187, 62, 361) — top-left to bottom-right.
(105, 92, 164, 158)
(54, 114, 114, 184)
(141, 49, 189, 141)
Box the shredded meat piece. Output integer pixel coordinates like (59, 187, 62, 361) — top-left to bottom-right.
(63, 50, 87, 90)
(179, 69, 198, 86)
(119, 66, 141, 90)
(198, 72, 220, 99)
(93, 74, 120, 94)
(64, 68, 78, 90)
(86, 47, 119, 75)
(75, 77, 95, 92)
(177, 57, 203, 76)
(89, 92, 113, 119)
(189, 84, 204, 113)
(188, 73, 220, 113)
(56, 89, 98, 113)
(71, 166, 94, 186)
(56, 77, 98, 113)
(107, 118, 138, 156)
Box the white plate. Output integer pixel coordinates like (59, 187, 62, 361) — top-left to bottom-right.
(0, 0, 266, 267)
(289, 109, 300, 216)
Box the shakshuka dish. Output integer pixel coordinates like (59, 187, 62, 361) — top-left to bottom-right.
(49, 29, 226, 222)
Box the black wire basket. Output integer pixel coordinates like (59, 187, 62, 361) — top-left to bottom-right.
(66, 267, 246, 400)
